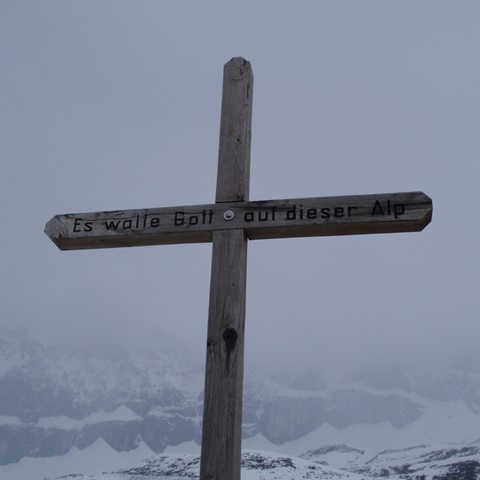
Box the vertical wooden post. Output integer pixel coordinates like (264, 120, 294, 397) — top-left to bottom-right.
(200, 58, 253, 480)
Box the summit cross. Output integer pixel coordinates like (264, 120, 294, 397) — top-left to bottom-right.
(45, 57, 432, 480)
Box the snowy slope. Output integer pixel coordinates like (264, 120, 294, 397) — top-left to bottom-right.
(13, 446, 478, 480)
(3, 438, 480, 480)
(40, 450, 365, 480)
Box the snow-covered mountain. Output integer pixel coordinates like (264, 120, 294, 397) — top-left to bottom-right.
(2, 328, 480, 479)
(24, 447, 480, 479)
(59, 450, 368, 479)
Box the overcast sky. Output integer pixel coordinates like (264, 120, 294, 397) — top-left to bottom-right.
(2, 1, 479, 379)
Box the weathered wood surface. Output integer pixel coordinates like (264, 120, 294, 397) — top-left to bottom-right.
(45, 191, 432, 250)
(200, 57, 252, 480)
(201, 230, 247, 480)
(215, 57, 253, 203)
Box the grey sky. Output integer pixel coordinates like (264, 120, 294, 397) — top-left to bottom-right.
(2, 1, 479, 378)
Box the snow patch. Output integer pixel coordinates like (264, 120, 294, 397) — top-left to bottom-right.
(36, 404, 141, 429)
(0, 438, 155, 480)
(0, 415, 24, 426)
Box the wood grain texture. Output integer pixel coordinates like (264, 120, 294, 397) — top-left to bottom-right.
(45, 192, 432, 250)
(200, 57, 252, 480)
(200, 229, 247, 480)
(215, 57, 253, 203)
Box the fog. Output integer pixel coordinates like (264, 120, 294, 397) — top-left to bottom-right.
(2, 1, 480, 380)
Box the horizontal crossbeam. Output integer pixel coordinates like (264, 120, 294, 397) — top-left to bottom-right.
(45, 191, 432, 251)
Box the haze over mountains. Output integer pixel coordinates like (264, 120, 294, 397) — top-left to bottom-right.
(2, 328, 480, 479)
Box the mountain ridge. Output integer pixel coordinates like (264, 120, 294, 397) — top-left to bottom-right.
(2, 328, 480, 479)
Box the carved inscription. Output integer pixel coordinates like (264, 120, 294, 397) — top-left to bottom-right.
(174, 210, 214, 226)
(371, 200, 405, 218)
(45, 192, 432, 250)
(69, 200, 409, 234)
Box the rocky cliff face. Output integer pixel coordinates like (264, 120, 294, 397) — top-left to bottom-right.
(0, 329, 203, 464)
(258, 389, 424, 445)
(2, 329, 480, 466)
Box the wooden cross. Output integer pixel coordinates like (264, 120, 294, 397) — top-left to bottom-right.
(45, 57, 432, 480)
